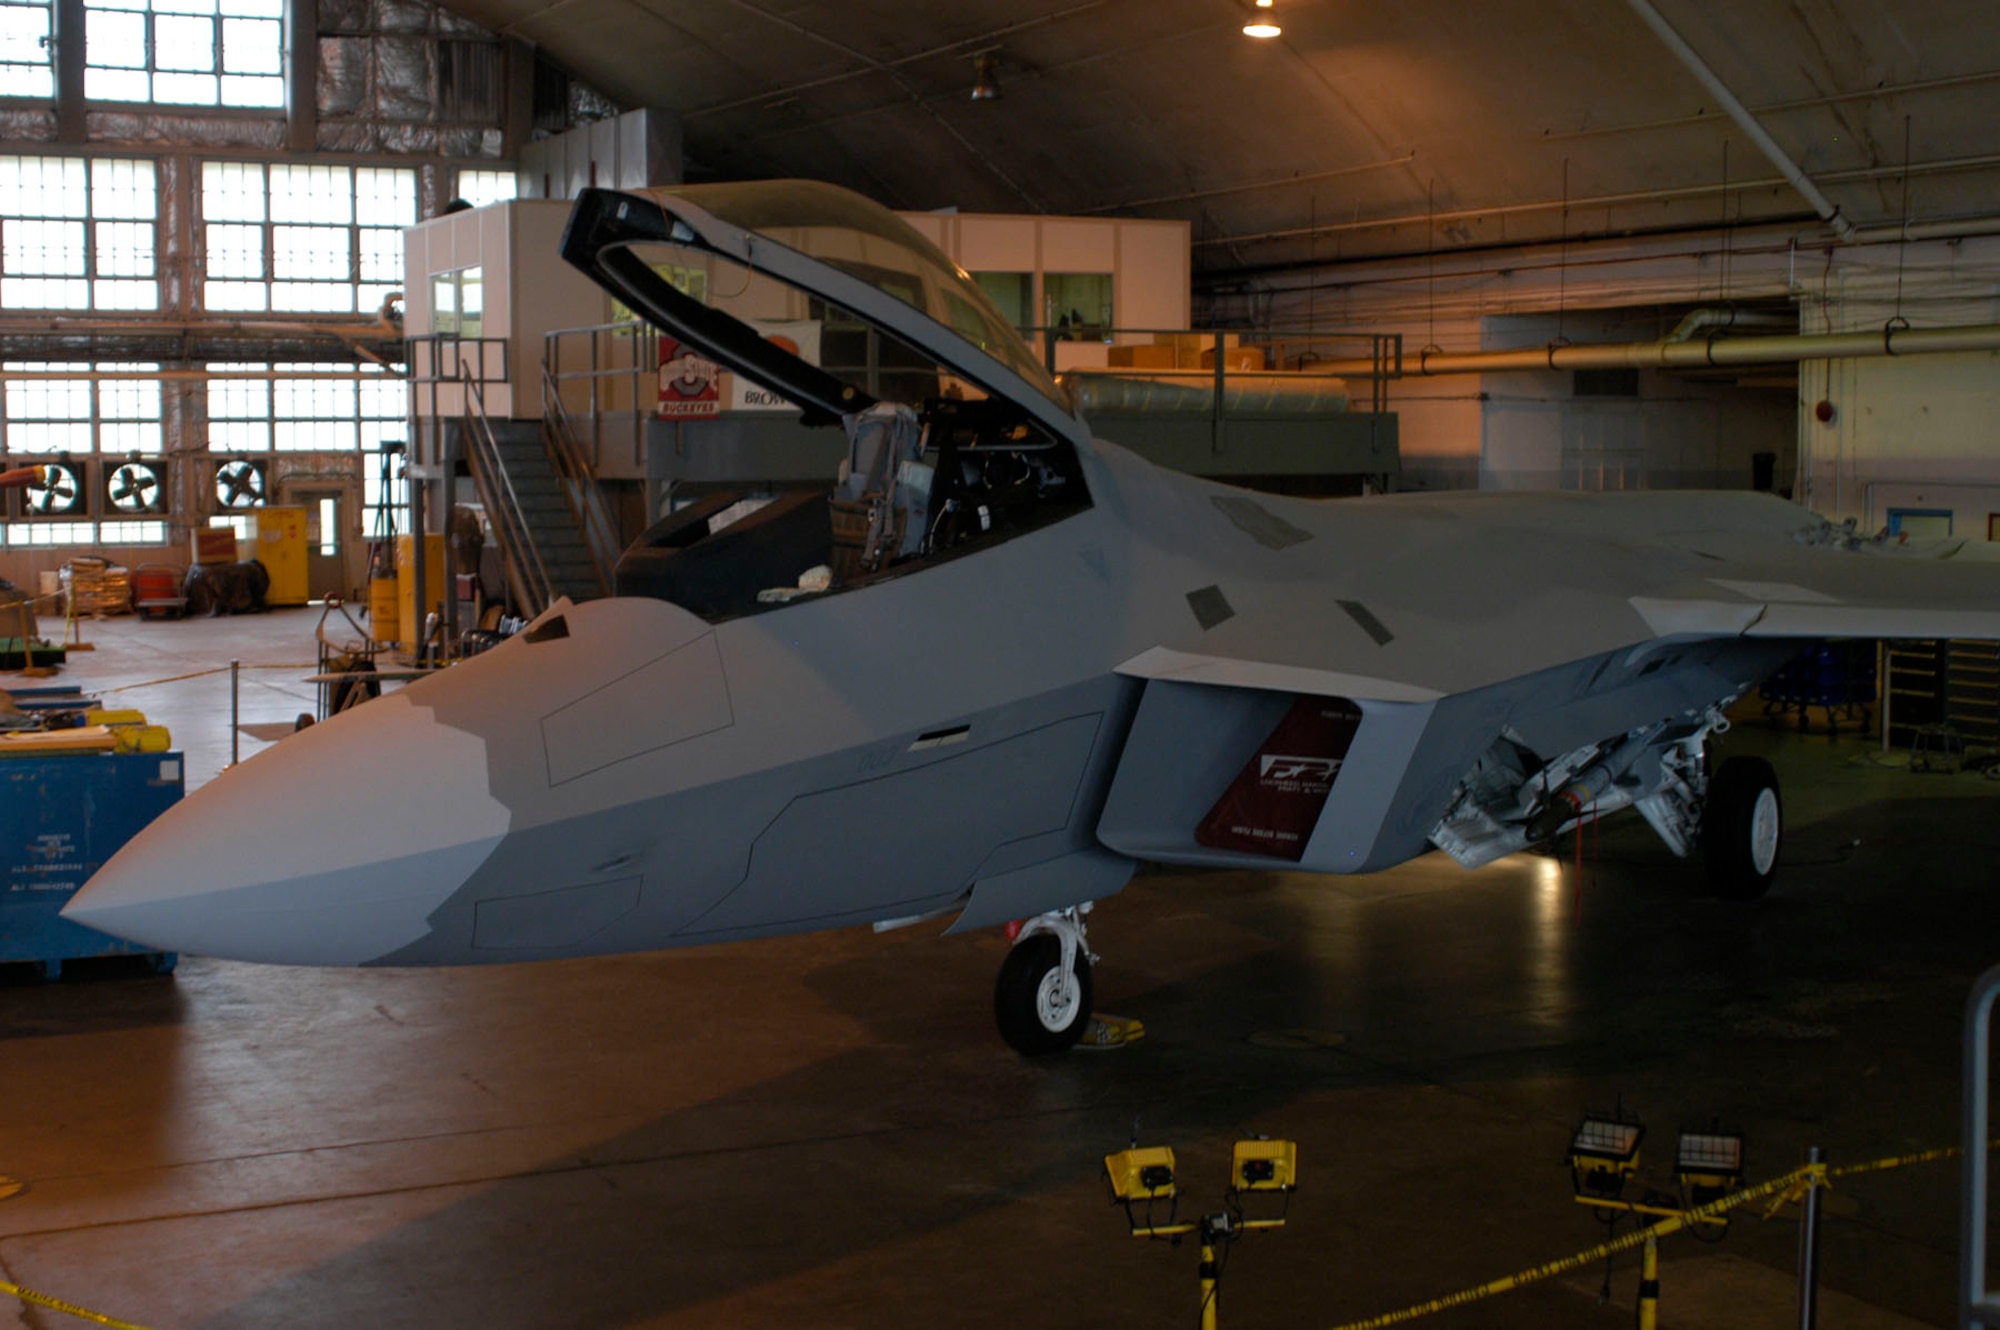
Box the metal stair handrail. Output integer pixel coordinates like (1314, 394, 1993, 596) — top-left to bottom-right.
(459, 360, 558, 618)
(539, 361, 619, 593)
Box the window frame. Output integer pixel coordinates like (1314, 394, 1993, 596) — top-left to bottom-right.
(0, 153, 161, 312)
(198, 160, 418, 315)
(81, 0, 284, 111)
(0, 0, 54, 99)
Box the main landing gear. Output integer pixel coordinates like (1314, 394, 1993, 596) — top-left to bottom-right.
(1627, 712, 1783, 900)
(995, 906, 1095, 1055)
(1702, 754, 1782, 900)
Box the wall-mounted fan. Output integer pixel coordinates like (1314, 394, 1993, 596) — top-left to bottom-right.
(24, 462, 84, 517)
(107, 459, 166, 514)
(214, 459, 267, 510)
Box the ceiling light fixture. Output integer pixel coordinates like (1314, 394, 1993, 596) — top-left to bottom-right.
(1243, 5, 1281, 40)
(970, 51, 1002, 101)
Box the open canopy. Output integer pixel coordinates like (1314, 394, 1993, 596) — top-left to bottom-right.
(560, 179, 1084, 447)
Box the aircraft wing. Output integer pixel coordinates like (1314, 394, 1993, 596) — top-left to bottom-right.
(1107, 475, 2000, 705)
(1094, 471, 2000, 876)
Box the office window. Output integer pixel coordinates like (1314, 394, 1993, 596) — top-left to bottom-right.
(0, 0, 53, 96)
(201, 162, 416, 313)
(0, 155, 158, 310)
(972, 272, 1033, 332)
(430, 266, 482, 337)
(1044, 272, 1113, 341)
(455, 169, 516, 208)
(85, 0, 282, 108)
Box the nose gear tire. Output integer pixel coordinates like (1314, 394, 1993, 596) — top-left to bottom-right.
(995, 934, 1093, 1056)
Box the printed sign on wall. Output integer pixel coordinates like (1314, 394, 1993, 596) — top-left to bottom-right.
(657, 336, 721, 419)
(728, 321, 823, 412)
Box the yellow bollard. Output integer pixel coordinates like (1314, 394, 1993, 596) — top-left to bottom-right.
(1200, 1234, 1220, 1330)
(1637, 1233, 1659, 1330)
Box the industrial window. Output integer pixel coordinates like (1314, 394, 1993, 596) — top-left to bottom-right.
(455, 169, 516, 208)
(360, 453, 406, 537)
(0, 0, 53, 96)
(84, 0, 282, 108)
(430, 266, 482, 337)
(2, 362, 162, 453)
(0, 361, 167, 545)
(205, 362, 407, 454)
(0, 155, 158, 310)
(200, 162, 416, 313)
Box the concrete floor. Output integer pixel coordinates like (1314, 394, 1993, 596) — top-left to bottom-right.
(2, 609, 1996, 1328)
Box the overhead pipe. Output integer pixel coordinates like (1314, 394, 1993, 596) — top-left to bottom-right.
(1307, 322, 2000, 379)
(1666, 307, 1796, 341)
(1622, 0, 1855, 241)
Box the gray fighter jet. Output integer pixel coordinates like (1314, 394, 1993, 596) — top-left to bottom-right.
(65, 180, 2000, 1054)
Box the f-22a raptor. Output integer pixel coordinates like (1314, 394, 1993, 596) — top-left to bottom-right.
(67, 180, 2000, 1053)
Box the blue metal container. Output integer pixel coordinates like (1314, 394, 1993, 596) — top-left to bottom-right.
(0, 751, 185, 976)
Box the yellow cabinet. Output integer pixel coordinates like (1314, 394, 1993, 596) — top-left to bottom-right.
(252, 506, 309, 606)
(396, 533, 445, 648)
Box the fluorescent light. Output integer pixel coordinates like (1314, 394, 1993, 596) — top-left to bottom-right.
(1255, 0, 1273, 6)
(1243, 21, 1281, 37)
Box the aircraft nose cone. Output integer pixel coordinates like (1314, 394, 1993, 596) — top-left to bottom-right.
(63, 694, 511, 965)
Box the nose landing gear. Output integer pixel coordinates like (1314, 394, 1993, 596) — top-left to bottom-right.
(995, 906, 1095, 1055)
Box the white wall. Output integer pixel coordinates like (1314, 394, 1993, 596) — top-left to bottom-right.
(1203, 222, 2000, 505)
(1794, 236, 2000, 530)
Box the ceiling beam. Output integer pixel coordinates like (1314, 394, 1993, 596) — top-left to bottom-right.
(1622, 0, 1854, 240)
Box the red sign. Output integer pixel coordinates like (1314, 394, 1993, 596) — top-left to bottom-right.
(657, 336, 720, 419)
(1195, 697, 1363, 860)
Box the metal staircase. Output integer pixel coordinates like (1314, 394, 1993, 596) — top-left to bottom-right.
(459, 368, 613, 619)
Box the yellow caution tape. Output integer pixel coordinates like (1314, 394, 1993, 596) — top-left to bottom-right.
(1326, 1141, 1986, 1330)
(0, 1276, 153, 1329)
(1830, 1144, 1969, 1178)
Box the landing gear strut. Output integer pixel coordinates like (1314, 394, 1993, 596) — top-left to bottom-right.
(995, 906, 1094, 1055)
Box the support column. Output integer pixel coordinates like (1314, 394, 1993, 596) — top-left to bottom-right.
(53, 0, 85, 142)
(286, 0, 317, 152)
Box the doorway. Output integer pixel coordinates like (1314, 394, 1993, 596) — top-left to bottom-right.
(289, 485, 360, 601)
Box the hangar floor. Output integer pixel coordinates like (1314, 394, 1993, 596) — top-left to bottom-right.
(1, 609, 1993, 1329)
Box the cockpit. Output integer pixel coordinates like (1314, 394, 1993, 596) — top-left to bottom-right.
(560, 181, 1095, 624)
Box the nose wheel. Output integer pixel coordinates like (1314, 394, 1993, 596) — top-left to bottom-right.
(995, 907, 1094, 1055)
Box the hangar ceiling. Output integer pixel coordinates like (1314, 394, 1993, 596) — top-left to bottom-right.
(445, 0, 2000, 276)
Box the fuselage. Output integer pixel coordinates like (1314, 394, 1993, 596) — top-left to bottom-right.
(63, 437, 1810, 967)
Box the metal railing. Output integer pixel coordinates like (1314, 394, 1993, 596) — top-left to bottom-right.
(459, 368, 558, 619)
(1965, 964, 2000, 1328)
(543, 320, 656, 478)
(1035, 326, 1404, 415)
(540, 361, 621, 588)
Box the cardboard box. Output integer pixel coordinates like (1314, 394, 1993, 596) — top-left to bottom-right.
(193, 527, 237, 565)
(1154, 332, 1241, 352)
(1200, 346, 1267, 372)
(1107, 344, 1180, 370)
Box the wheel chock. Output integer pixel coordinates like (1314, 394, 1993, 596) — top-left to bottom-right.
(1077, 1013, 1146, 1049)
